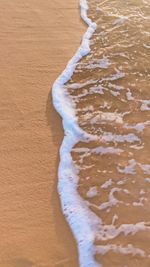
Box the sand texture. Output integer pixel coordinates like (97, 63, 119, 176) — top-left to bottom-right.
(0, 0, 85, 266)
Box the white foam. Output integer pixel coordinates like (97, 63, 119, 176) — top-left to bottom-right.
(52, 1, 100, 266)
(139, 164, 150, 175)
(52, 1, 149, 265)
(140, 100, 150, 111)
(112, 16, 128, 26)
(101, 133, 140, 143)
(89, 112, 123, 124)
(117, 159, 136, 174)
(87, 187, 98, 198)
(96, 221, 150, 241)
(101, 179, 112, 189)
(95, 244, 145, 257)
(98, 188, 122, 211)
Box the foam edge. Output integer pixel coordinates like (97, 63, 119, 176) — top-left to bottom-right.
(52, 1, 100, 266)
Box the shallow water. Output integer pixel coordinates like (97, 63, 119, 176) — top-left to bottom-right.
(54, 0, 150, 266)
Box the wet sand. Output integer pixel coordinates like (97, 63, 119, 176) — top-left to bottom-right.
(65, 0, 150, 266)
(0, 0, 85, 266)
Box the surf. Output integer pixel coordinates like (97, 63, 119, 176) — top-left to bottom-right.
(52, 0, 150, 266)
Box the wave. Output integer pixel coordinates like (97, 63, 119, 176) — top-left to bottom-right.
(52, 0, 150, 266)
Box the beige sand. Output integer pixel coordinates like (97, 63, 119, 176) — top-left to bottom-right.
(0, 0, 85, 266)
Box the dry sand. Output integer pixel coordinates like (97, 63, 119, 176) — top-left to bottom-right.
(0, 0, 85, 266)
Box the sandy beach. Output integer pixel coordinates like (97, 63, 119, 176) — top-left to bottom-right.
(0, 0, 85, 266)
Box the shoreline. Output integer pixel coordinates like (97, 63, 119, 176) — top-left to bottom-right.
(0, 0, 85, 266)
(52, 0, 98, 266)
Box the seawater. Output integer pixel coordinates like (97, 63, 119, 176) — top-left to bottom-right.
(52, 0, 150, 266)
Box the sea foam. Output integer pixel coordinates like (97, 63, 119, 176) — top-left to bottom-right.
(52, 0, 150, 266)
(52, 1, 100, 266)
